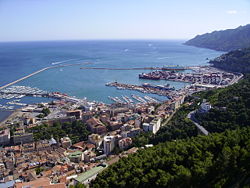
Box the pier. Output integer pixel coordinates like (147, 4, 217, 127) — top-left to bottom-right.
(0, 62, 90, 90)
(106, 82, 175, 97)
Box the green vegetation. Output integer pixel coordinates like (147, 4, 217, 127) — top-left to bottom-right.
(69, 183, 86, 188)
(196, 75, 250, 133)
(35, 167, 44, 175)
(91, 74, 250, 187)
(28, 120, 90, 144)
(132, 132, 153, 147)
(209, 48, 250, 73)
(185, 24, 250, 51)
(131, 98, 199, 147)
(150, 102, 198, 145)
(42, 107, 51, 116)
(36, 107, 51, 118)
(91, 127, 250, 187)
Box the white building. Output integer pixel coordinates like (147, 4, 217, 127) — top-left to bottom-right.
(103, 136, 115, 155)
(199, 101, 212, 113)
(0, 129, 10, 145)
(143, 118, 161, 134)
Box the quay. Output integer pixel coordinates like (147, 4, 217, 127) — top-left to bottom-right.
(106, 82, 175, 97)
(0, 62, 90, 90)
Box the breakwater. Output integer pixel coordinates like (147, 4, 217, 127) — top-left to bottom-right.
(0, 62, 90, 90)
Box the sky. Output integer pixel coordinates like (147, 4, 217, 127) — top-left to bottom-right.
(0, 0, 249, 42)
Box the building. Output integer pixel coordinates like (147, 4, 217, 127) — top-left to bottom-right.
(110, 107, 129, 116)
(83, 150, 96, 163)
(73, 164, 108, 185)
(13, 130, 33, 144)
(86, 118, 107, 135)
(66, 110, 82, 119)
(127, 128, 142, 138)
(68, 151, 83, 163)
(118, 137, 132, 150)
(44, 116, 76, 126)
(103, 136, 115, 155)
(109, 121, 122, 131)
(61, 136, 72, 149)
(199, 100, 212, 113)
(0, 129, 10, 145)
(143, 118, 161, 134)
(82, 111, 93, 122)
(88, 134, 102, 147)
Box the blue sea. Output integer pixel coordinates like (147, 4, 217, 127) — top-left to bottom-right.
(0, 40, 223, 121)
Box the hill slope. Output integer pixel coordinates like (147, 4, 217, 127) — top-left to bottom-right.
(91, 128, 250, 188)
(209, 47, 250, 73)
(185, 24, 250, 51)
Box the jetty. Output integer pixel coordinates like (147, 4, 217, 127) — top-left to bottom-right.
(0, 62, 90, 90)
(106, 82, 175, 97)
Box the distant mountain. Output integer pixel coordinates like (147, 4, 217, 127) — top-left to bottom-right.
(185, 24, 250, 51)
(209, 47, 250, 73)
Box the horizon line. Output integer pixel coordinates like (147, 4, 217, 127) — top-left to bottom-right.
(0, 38, 189, 43)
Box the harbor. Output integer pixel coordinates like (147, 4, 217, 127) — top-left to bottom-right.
(138, 66, 241, 87)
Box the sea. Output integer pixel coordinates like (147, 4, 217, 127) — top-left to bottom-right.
(0, 40, 223, 122)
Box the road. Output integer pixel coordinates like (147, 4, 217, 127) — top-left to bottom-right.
(187, 110, 209, 135)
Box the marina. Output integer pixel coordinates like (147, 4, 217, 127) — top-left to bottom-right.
(108, 94, 160, 104)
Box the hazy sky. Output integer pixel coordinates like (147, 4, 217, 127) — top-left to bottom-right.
(0, 0, 249, 41)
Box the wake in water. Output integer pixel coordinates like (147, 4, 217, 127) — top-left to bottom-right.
(51, 58, 79, 65)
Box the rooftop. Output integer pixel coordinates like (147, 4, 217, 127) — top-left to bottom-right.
(74, 165, 105, 183)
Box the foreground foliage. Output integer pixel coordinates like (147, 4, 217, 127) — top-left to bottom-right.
(91, 127, 250, 187)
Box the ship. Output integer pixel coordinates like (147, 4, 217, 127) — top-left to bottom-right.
(139, 73, 160, 80)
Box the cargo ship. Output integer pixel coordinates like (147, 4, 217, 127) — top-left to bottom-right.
(139, 73, 160, 80)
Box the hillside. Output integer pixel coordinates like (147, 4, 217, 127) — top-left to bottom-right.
(184, 24, 250, 51)
(209, 48, 250, 73)
(91, 75, 250, 188)
(91, 127, 250, 188)
(196, 75, 250, 133)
